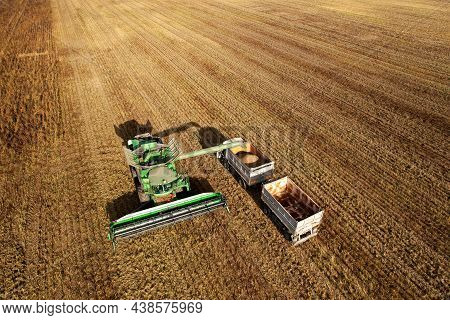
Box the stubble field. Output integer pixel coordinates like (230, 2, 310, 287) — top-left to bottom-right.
(0, 0, 448, 299)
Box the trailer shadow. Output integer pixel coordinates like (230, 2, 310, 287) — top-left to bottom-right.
(154, 121, 200, 138)
(113, 120, 227, 148)
(106, 191, 140, 222)
(225, 173, 292, 242)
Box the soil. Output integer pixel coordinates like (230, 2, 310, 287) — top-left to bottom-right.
(0, 0, 448, 299)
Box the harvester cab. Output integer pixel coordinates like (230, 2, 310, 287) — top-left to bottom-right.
(108, 133, 244, 244)
(127, 133, 175, 166)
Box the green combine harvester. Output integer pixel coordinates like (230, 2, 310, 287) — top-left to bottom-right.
(108, 133, 243, 243)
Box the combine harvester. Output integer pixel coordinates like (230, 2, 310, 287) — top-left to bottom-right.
(108, 133, 243, 244)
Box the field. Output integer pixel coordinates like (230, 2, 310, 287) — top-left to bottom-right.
(0, 0, 448, 299)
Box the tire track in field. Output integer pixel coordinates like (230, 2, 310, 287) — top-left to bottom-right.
(0, 0, 27, 54)
(219, 0, 449, 82)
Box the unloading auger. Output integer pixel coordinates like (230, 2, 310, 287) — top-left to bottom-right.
(108, 133, 243, 244)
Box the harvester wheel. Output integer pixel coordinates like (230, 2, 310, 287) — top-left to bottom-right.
(138, 191, 150, 203)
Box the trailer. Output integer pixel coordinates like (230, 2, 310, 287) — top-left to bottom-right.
(218, 138, 274, 188)
(261, 177, 324, 244)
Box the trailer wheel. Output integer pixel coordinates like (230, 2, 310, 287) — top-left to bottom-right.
(239, 178, 247, 190)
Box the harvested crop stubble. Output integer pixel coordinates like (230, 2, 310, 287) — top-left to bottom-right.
(0, 0, 448, 299)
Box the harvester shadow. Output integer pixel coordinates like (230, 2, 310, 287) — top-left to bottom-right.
(105, 178, 214, 223)
(114, 120, 227, 148)
(197, 126, 228, 148)
(106, 191, 140, 222)
(114, 120, 153, 145)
